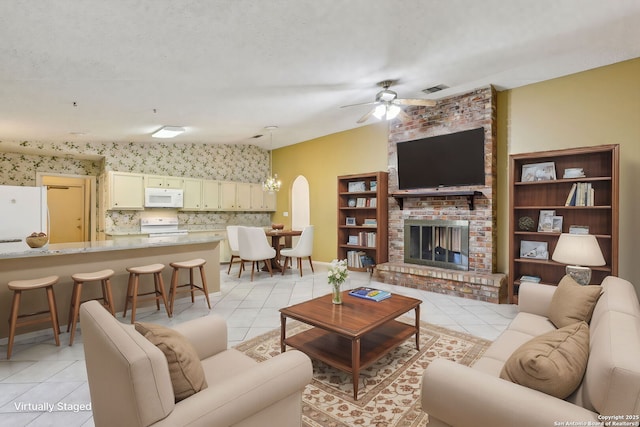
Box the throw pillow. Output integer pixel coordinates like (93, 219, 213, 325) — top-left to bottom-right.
(549, 275, 602, 328)
(135, 322, 208, 402)
(500, 321, 589, 399)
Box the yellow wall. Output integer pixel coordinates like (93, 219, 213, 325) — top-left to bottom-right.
(274, 57, 640, 294)
(271, 121, 388, 262)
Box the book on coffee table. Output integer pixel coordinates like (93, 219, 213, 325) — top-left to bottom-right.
(348, 287, 391, 302)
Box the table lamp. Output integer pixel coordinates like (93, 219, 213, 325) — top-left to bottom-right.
(551, 233, 605, 285)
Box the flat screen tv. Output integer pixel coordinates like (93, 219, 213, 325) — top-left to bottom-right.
(396, 127, 485, 190)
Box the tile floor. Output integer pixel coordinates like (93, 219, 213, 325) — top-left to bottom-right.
(0, 263, 518, 426)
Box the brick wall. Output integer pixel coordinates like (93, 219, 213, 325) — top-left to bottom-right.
(374, 85, 507, 303)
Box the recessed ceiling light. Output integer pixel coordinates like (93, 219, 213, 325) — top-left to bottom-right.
(152, 126, 185, 138)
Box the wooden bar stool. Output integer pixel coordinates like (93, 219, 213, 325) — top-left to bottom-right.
(168, 258, 211, 313)
(6, 275, 60, 359)
(67, 269, 116, 346)
(123, 263, 171, 324)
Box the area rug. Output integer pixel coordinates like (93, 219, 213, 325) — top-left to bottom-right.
(234, 319, 491, 427)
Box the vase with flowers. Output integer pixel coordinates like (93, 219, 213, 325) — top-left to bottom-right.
(328, 259, 349, 304)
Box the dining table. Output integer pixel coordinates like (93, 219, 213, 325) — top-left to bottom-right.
(264, 229, 302, 272)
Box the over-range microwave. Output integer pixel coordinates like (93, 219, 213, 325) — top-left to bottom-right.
(144, 187, 184, 208)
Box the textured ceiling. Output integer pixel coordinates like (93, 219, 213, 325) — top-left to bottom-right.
(1, 0, 639, 149)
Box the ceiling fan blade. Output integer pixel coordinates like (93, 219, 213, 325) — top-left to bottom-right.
(340, 101, 379, 109)
(394, 98, 437, 107)
(357, 107, 377, 123)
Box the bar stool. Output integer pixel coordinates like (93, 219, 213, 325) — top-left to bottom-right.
(67, 269, 116, 346)
(123, 263, 171, 324)
(6, 275, 60, 359)
(168, 258, 211, 313)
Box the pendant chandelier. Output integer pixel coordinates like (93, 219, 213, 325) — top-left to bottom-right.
(263, 126, 281, 193)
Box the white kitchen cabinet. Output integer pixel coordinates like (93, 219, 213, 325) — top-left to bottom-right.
(107, 171, 145, 210)
(181, 178, 203, 210)
(202, 180, 221, 210)
(249, 183, 277, 211)
(145, 175, 184, 188)
(219, 181, 251, 210)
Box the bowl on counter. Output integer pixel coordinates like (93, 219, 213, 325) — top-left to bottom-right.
(26, 234, 48, 248)
(271, 223, 285, 230)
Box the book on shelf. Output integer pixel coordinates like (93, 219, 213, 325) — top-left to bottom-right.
(356, 197, 367, 207)
(565, 182, 594, 206)
(519, 275, 541, 283)
(368, 197, 377, 207)
(363, 218, 377, 227)
(348, 287, 391, 302)
(346, 250, 366, 268)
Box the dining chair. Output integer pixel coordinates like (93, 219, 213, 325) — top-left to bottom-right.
(280, 225, 315, 277)
(225, 225, 244, 275)
(237, 226, 276, 281)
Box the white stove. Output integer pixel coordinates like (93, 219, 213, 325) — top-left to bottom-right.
(140, 217, 188, 237)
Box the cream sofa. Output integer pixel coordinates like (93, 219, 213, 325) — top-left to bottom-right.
(421, 276, 640, 427)
(80, 300, 313, 427)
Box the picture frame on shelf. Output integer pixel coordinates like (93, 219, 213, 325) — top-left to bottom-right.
(551, 216, 563, 233)
(370, 181, 377, 191)
(348, 181, 366, 192)
(520, 240, 549, 260)
(537, 210, 555, 232)
(347, 235, 359, 245)
(521, 161, 556, 182)
(345, 217, 356, 226)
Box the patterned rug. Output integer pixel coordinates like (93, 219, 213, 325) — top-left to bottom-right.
(234, 318, 491, 427)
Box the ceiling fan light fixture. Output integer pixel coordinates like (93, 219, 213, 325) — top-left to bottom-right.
(386, 104, 401, 120)
(373, 104, 387, 120)
(152, 126, 185, 138)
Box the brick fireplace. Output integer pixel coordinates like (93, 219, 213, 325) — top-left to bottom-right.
(373, 86, 508, 303)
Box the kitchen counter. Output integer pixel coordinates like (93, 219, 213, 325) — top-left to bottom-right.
(0, 234, 222, 339)
(0, 233, 223, 259)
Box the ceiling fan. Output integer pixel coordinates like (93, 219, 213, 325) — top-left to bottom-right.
(341, 80, 437, 123)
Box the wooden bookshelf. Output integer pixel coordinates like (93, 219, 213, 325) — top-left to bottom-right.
(508, 145, 619, 303)
(337, 172, 388, 271)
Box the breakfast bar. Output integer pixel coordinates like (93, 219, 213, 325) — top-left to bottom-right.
(0, 234, 223, 339)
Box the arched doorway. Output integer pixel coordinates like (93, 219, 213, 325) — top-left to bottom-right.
(291, 175, 310, 230)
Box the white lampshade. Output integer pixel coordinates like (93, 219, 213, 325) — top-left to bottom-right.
(552, 233, 605, 266)
(386, 104, 401, 120)
(373, 104, 387, 120)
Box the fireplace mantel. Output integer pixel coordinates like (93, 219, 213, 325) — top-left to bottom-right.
(390, 190, 483, 210)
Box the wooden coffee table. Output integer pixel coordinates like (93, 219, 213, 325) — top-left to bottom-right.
(279, 290, 421, 400)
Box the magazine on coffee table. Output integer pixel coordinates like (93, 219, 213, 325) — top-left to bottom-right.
(348, 287, 391, 302)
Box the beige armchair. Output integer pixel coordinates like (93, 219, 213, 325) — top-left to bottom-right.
(80, 300, 312, 427)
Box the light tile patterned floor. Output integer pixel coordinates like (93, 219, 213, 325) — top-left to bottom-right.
(0, 264, 518, 426)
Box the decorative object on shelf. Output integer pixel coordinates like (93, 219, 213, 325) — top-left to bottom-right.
(552, 233, 605, 285)
(537, 210, 555, 232)
(328, 259, 349, 305)
(262, 126, 281, 193)
(271, 223, 284, 230)
(347, 198, 356, 207)
(563, 168, 585, 178)
(25, 232, 48, 248)
(569, 225, 589, 235)
(520, 241, 549, 260)
(348, 181, 366, 192)
(551, 216, 563, 233)
(518, 216, 535, 231)
(521, 161, 556, 182)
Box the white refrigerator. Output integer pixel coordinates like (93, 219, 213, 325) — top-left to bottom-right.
(0, 185, 48, 249)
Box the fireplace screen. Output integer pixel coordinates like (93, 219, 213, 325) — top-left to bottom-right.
(404, 220, 470, 270)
